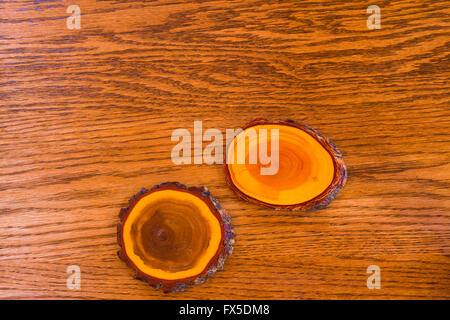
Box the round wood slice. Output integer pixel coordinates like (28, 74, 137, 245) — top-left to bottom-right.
(117, 182, 234, 292)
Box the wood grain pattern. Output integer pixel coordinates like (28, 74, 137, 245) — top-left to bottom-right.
(0, 0, 449, 299)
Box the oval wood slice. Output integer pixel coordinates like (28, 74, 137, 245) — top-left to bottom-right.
(224, 119, 347, 210)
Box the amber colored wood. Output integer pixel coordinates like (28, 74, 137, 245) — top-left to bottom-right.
(224, 119, 347, 210)
(0, 0, 449, 300)
(117, 183, 233, 293)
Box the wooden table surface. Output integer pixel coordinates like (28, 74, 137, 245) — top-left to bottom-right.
(1, 0, 449, 300)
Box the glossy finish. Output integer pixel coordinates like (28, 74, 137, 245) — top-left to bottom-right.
(1, 0, 448, 300)
(117, 183, 234, 292)
(225, 119, 347, 210)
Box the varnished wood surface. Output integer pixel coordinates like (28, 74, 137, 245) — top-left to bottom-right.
(0, 0, 449, 300)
